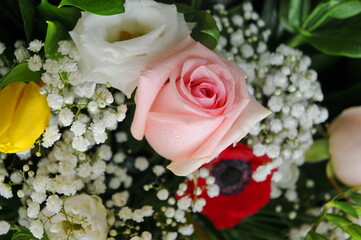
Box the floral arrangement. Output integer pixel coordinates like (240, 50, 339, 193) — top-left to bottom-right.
(1, 0, 361, 239)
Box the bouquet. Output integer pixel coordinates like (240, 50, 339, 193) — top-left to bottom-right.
(1, 0, 361, 239)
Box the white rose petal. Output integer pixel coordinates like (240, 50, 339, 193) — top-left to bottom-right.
(69, 0, 190, 97)
(40, 194, 108, 240)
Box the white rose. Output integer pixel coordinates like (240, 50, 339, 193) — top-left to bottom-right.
(40, 194, 108, 240)
(69, 0, 190, 97)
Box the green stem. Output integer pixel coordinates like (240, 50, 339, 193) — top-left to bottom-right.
(286, 34, 305, 48)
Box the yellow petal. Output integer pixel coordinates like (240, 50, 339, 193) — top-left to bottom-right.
(0, 82, 26, 139)
(0, 82, 50, 153)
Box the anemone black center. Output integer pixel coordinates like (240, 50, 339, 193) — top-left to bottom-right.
(212, 159, 252, 196)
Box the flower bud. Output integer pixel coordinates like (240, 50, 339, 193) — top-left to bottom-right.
(0, 82, 50, 153)
(329, 106, 361, 186)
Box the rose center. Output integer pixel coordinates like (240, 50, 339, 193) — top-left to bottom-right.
(119, 30, 141, 41)
(62, 221, 83, 233)
(212, 159, 252, 196)
(190, 82, 216, 99)
(199, 87, 214, 98)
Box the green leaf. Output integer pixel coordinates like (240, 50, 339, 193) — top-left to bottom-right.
(302, 28, 361, 58)
(279, 0, 295, 32)
(175, 6, 219, 49)
(305, 138, 330, 162)
(175, 3, 194, 14)
(18, 0, 36, 42)
(306, 231, 328, 240)
(0, 63, 42, 89)
(344, 223, 361, 240)
(261, 0, 279, 38)
(12, 226, 49, 240)
(45, 21, 69, 58)
(188, 11, 219, 50)
(59, 0, 125, 15)
(279, 0, 306, 32)
(330, 1, 361, 19)
(325, 213, 352, 228)
(330, 201, 359, 218)
(302, 1, 340, 31)
(324, 213, 361, 239)
(350, 193, 361, 204)
(36, 0, 81, 31)
(303, 0, 361, 31)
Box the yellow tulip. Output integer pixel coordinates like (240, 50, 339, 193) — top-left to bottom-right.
(0, 82, 50, 153)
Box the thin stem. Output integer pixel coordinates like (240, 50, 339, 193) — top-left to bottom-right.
(305, 186, 361, 239)
(286, 34, 305, 48)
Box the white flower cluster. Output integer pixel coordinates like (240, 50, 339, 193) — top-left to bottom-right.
(26, 194, 108, 240)
(107, 159, 197, 239)
(0, 220, 11, 235)
(12, 138, 125, 238)
(213, 3, 270, 62)
(27, 40, 128, 151)
(213, 3, 328, 200)
(0, 42, 9, 77)
(138, 167, 220, 239)
(0, 40, 33, 77)
(0, 39, 134, 239)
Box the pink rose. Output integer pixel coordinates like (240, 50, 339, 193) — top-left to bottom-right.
(329, 106, 361, 186)
(131, 37, 270, 176)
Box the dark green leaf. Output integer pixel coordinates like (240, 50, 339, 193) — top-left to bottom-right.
(350, 193, 361, 204)
(329, 1, 361, 19)
(187, 11, 219, 49)
(306, 231, 328, 240)
(301, 0, 311, 21)
(289, 0, 305, 28)
(45, 21, 69, 58)
(12, 226, 49, 240)
(279, 0, 295, 32)
(302, 1, 339, 31)
(302, 28, 361, 58)
(261, 0, 279, 33)
(59, 0, 125, 15)
(305, 138, 330, 162)
(18, 0, 35, 42)
(331, 201, 359, 218)
(176, 5, 219, 49)
(303, 0, 361, 31)
(284, 0, 304, 31)
(0, 63, 42, 89)
(175, 3, 194, 14)
(36, 0, 81, 30)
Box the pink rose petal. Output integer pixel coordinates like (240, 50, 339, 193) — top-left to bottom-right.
(131, 36, 271, 176)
